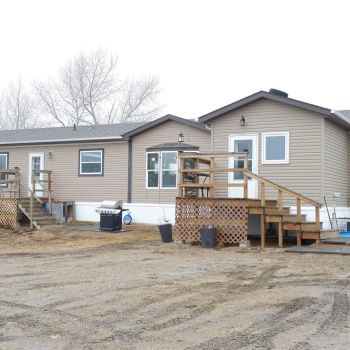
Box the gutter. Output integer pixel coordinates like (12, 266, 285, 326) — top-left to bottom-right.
(331, 110, 350, 126)
(0, 136, 123, 146)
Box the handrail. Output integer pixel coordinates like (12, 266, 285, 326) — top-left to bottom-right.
(33, 178, 57, 202)
(244, 171, 322, 208)
(19, 180, 43, 204)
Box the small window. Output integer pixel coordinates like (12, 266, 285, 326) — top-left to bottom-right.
(0, 153, 8, 187)
(146, 151, 177, 189)
(147, 153, 159, 188)
(79, 149, 103, 175)
(262, 132, 289, 164)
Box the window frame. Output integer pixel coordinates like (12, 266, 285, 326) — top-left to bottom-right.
(261, 132, 289, 164)
(0, 152, 9, 187)
(79, 149, 104, 176)
(146, 151, 178, 189)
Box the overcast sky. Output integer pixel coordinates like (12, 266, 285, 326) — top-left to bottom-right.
(1, 0, 349, 119)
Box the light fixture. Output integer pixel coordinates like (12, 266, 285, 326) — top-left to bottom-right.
(178, 131, 185, 143)
(48, 151, 53, 158)
(240, 115, 246, 126)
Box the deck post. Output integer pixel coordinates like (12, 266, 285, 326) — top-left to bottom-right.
(30, 191, 33, 229)
(261, 212, 265, 248)
(243, 153, 248, 198)
(178, 157, 184, 197)
(278, 223, 283, 248)
(315, 207, 320, 230)
(297, 198, 301, 221)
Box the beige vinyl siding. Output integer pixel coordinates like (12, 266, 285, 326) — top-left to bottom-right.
(131, 120, 211, 204)
(211, 99, 323, 204)
(0, 141, 129, 202)
(323, 119, 349, 206)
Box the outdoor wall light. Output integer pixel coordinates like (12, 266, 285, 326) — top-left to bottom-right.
(240, 115, 247, 126)
(178, 131, 185, 143)
(48, 151, 53, 158)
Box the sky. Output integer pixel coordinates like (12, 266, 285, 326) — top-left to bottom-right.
(0, 0, 349, 120)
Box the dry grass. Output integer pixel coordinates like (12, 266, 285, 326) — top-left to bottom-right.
(0, 223, 161, 253)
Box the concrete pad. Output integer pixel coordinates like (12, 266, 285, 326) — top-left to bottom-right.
(286, 245, 350, 255)
(322, 237, 350, 245)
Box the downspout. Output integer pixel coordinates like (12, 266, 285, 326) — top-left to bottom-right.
(127, 139, 132, 203)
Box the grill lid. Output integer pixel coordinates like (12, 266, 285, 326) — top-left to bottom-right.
(101, 200, 123, 209)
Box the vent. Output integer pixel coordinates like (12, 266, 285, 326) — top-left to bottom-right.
(269, 88, 288, 98)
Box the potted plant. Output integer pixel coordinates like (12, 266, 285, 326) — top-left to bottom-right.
(158, 209, 172, 243)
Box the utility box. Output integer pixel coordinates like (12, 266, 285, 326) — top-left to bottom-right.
(52, 201, 75, 223)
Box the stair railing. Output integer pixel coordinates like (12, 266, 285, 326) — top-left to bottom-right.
(32, 170, 57, 214)
(244, 170, 322, 247)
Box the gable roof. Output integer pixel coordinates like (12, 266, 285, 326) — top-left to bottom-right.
(198, 90, 350, 130)
(122, 114, 210, 140)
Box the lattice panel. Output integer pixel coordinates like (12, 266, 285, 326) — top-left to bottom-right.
(0, 199, 18, 227)
(174, 197, 248, 244)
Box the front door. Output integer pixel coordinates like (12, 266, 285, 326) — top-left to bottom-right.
(228, 135, 258, 198)
(28, 153, 44, 197)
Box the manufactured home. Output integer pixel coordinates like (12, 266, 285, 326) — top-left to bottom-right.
(1, 89, 350, 246)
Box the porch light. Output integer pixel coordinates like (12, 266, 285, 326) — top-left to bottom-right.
(178, 131, 185, 143)
(240, 115, 246, 126)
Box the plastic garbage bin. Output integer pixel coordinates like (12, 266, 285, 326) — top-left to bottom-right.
(158, 223, 172, 243)
(200, 227, 216, 248)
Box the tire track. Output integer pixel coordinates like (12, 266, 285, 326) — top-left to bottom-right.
(187, 297, 318, 350)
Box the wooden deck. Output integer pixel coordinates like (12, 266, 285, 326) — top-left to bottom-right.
(176, 153, 327, 248)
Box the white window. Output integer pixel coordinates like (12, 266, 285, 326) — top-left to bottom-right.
(79, 149, 103, 175)
(147, 151, 177, 189)
(262, 132, 289, 164)
(0, 153, 8, 187)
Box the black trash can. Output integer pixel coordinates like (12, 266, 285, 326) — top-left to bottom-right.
(158, 223, 172, 243)
(200, 227, 216, 248)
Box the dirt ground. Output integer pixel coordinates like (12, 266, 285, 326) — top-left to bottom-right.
(0, 223, 350, 350)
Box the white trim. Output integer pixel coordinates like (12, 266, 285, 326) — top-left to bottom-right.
(79, 149, 103, 175)
(146, 151, 178, 190)
(0, 153, 8, 187)
(262, 132, 289, 164)
(28, 153, 44, 196)
(228, 134, 259, 198)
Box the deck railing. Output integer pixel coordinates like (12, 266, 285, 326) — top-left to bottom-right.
(177, 153, 323, 246)
(0, 169, 20, 198)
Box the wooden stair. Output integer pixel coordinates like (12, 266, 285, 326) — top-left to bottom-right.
(18, 198, 57, 228)
(249, 200, 334, 247)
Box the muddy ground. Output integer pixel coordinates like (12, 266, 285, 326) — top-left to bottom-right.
(0, 223, 350, 350)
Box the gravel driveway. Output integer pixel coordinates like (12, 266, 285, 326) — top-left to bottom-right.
(0, 225, 349, 349)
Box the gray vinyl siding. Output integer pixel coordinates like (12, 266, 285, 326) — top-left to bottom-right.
(0, 141, 129, 202)
(211, 99, 323, 204)
(131, 120, 211, 204)
(323, 119, 349, 207)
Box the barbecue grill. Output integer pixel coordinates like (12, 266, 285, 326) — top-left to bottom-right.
(95, 200, 127, 231)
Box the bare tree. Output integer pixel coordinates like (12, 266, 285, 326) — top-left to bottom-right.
(34, 48, 162, 126)
(115, 75, 162, 123)
(0, 79, 42, 130)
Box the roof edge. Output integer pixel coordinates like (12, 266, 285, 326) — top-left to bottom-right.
(122, 114, 210, 140)
(199, 91, 333, 123)
(0, 136, 123, 146)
